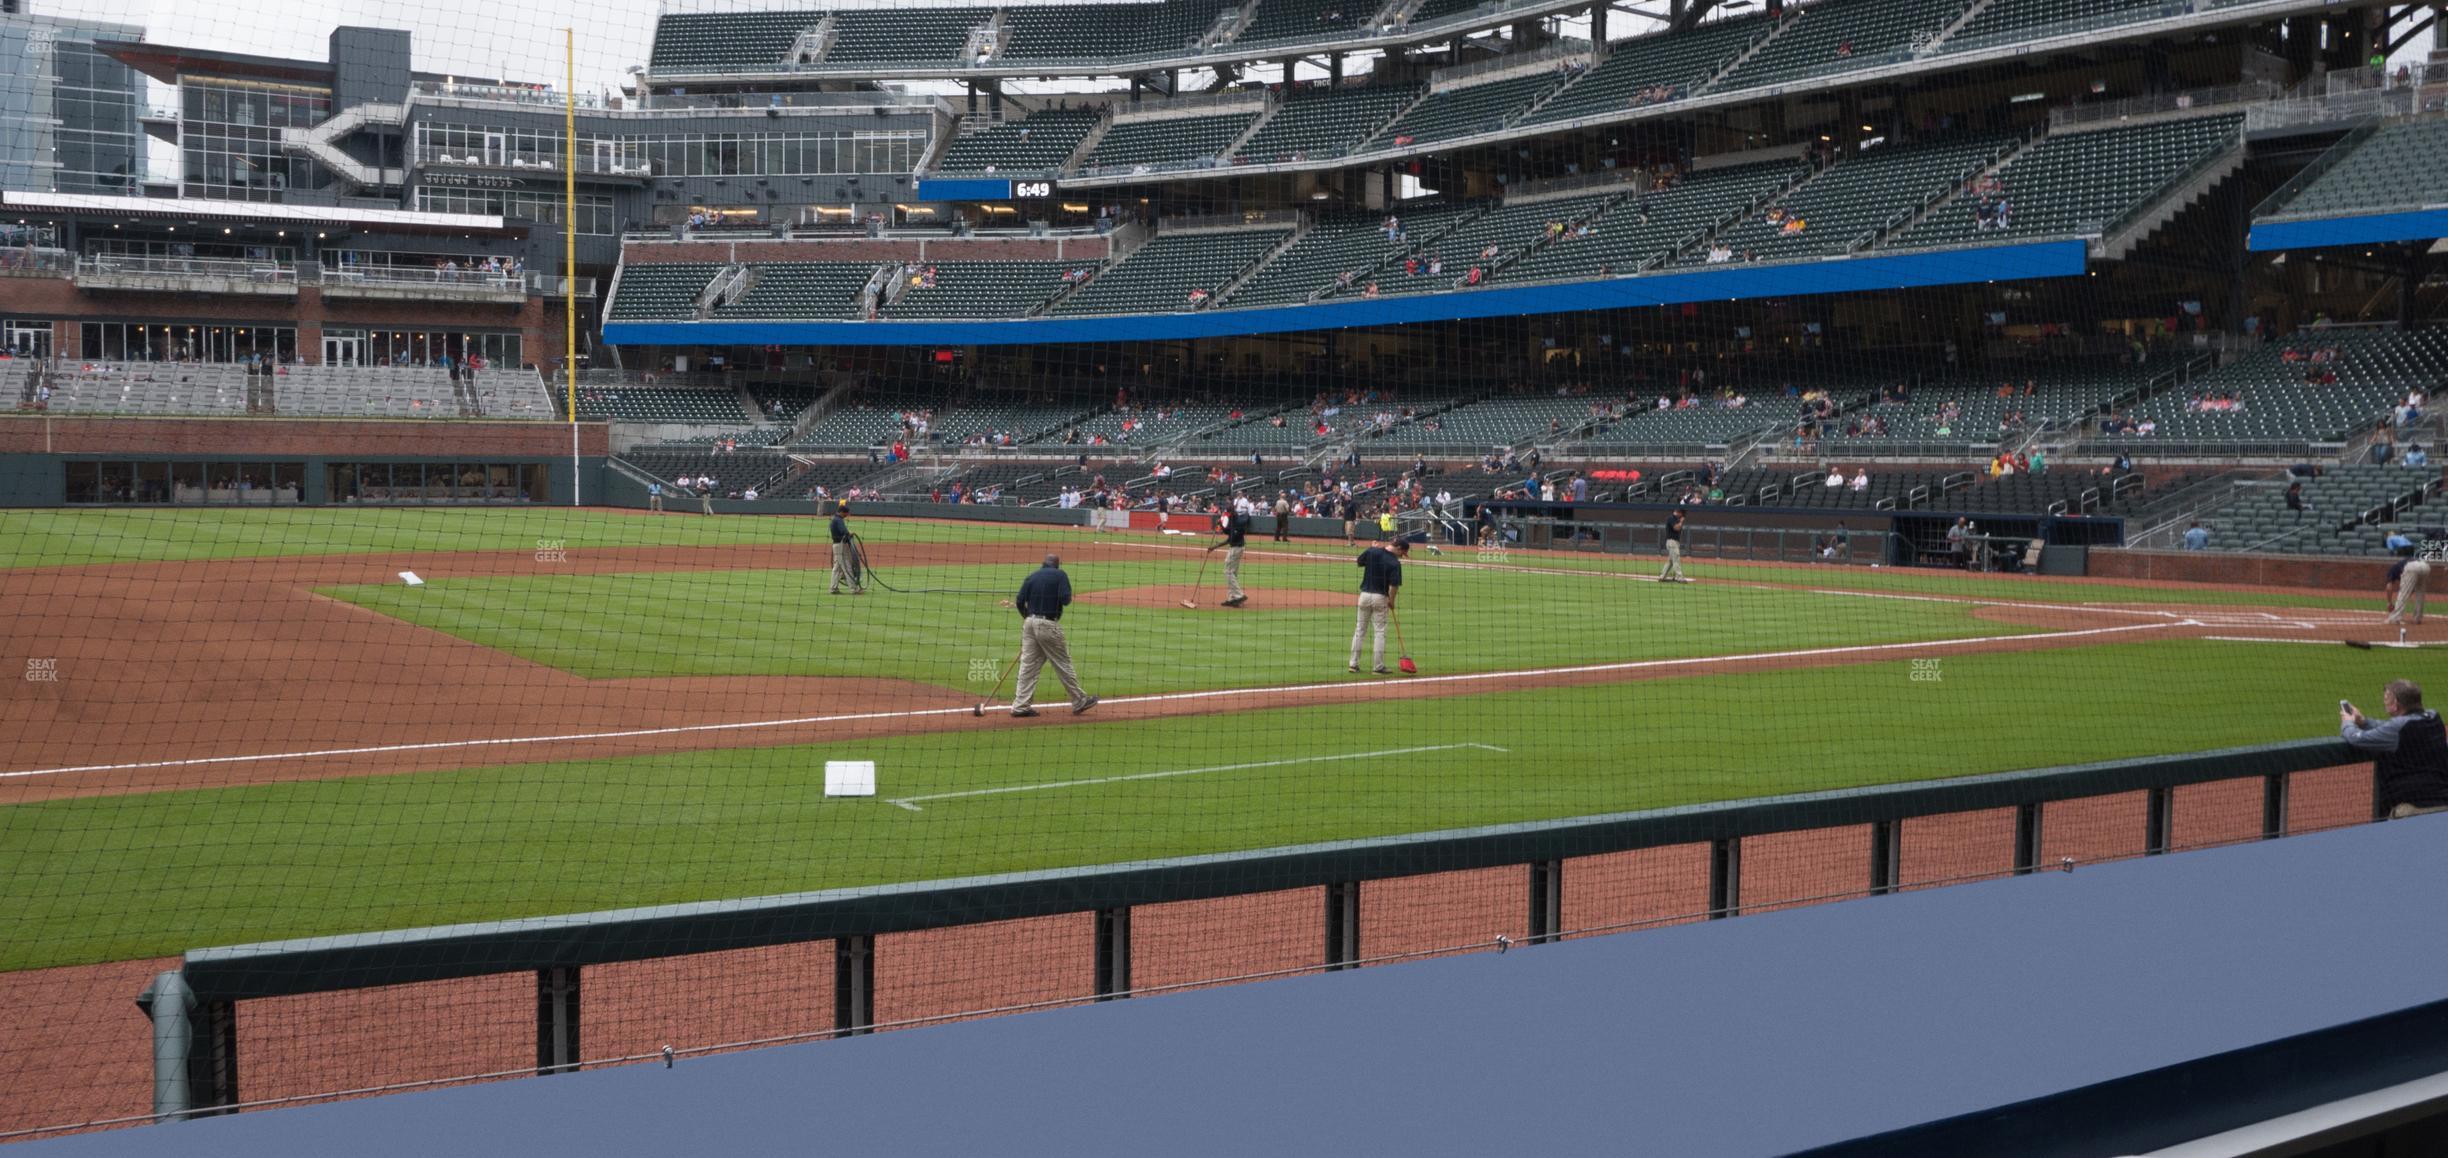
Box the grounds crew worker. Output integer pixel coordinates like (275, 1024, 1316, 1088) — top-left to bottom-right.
(829, 500, 864, 595)
(1273, 492, 1293, 542)
(1010, 555, 1097, 718)
(1660, 508, 1691, 583)
(1209, 506, 1251, 607)
(2342, 679, 2448, 818)
(2385, 546, 2431, 626)
(647, 480, 664, 512)
(1350, 535, 1410, 674)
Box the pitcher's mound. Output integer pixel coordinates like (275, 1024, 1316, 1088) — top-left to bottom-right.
(1080, 585, 1349, 610)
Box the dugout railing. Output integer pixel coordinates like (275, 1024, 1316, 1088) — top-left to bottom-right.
(111, 737, 2376, 1131)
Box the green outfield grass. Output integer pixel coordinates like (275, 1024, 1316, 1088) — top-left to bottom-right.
(0, 642, 2406, 971)
(0, 507, 1004, 568)
(0, 508, 2420, 974)
(0, 507, 2380, 611)
(320, 559, 2033, 692)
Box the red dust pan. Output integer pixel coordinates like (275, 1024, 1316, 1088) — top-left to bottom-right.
(1398, 657, 1418, 675)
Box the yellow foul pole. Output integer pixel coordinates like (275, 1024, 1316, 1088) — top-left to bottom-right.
(564, 27, 579, 505)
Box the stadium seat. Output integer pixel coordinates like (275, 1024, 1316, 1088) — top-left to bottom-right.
(1048, 228, 1290, 315)
(1233, 84, 1422, 165)
(1080, 111, 1262, 174)
(607, 264, 725, 321)
(1375, 68, 1575, 148)
(1689, 137, 2011, 264)
(1523, 17, 1771, 127)
(2266, 120, 2448, 221)
(1715, 0, 1974, 91)
(932, 109, 1102, 175)
(714, 262, 882, 320)
(995, 1, 1229, 62)
(648, 10, 822, 71)
(1887, 114, 2242, 248)
(1501, 161, 1802, 283)
(881, 260, 1083, 319)
(824, 8, 988, 66)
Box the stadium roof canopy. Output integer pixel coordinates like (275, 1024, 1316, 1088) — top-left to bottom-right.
(2, 191, 511, 234)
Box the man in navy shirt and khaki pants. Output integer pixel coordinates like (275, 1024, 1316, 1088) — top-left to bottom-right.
(1350, 537, 1409, 674)
(829, 501, 863, 595)
(1011, 555, 1097, 717)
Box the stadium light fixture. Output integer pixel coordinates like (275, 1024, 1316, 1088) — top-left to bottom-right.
(2009, 91, 2046, 103)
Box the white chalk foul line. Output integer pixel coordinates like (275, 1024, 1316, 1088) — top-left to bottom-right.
(0, 620, 2176, 782)
(885, 743, 1508, 811)
(2203, 636, 2444, 647)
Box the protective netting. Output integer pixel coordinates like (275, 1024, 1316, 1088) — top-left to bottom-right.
(2, 0, 2445, 1140)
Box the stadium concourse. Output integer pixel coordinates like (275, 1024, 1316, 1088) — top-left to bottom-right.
(4, 0, 2448, 1151)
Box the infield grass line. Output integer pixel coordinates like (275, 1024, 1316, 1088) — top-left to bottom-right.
(1, 620, 2180, 781)
(885, 743, 1510, 811)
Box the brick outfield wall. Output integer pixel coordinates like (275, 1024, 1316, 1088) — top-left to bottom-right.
(0, 416, 611, 457)
(2088, 548, 2397, 590)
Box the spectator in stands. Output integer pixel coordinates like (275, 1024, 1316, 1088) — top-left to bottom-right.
(2182, 523, 2210, 550)
(2408, 445, 2431, 470)
(2342, 681, 2448, 818)
(2372, 431, 2398, 466)
(1849, 468, 1870, 493)
(1825, 467, 1844, 488)
(2285, 481, 2307, 518)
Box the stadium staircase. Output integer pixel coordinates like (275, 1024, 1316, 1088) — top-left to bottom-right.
(1691, 16, 1796, 98)
(1916, 0, 2006, 55)
(859, 265, 896, 317)
(1202, 3, 1256, 50)
(698, 265, 752, 320)
(786, 380, 856, 445)
(1219, 99, 1282, 162)
(965, 12, 1006, 63)
(1873, 130, 2044, 246)
(1063, 113, 1117, 172)
(2097, 128, 2247, 260)
(285, 102, 406, 191)
(790, 17, 840, 66)
(1374, 0, 1427, 29)
(1211, 223, 1312, 305)
(1349, 87, 1435, 152)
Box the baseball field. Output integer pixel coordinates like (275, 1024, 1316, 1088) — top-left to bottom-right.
(0, 505, 2434, 978)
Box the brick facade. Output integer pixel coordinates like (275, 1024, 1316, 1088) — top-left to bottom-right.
(2089, 548, 2395, 590)
(0, 416, 609, 456)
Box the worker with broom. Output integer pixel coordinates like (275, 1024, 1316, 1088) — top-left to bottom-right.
(1350, 534, 1415, 675)
(1207, 505, 1253, 608)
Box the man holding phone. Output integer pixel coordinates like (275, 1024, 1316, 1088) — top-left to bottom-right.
(2341, 680, 2448, 818)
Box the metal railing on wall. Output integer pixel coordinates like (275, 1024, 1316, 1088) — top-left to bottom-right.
(110, 737, 2368, 1131)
